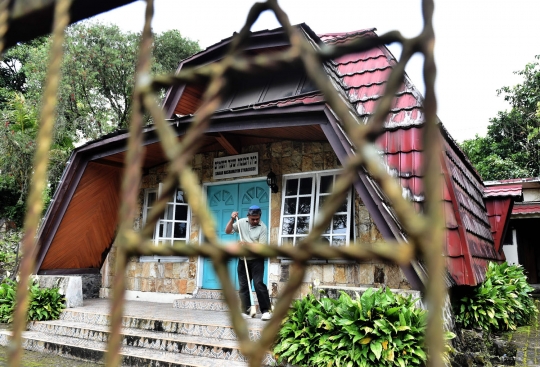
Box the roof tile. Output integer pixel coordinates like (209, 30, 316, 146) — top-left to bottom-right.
(483, 184, 522, 198)
(513, 202, 540, 215)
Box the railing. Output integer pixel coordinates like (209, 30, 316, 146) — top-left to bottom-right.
(6, 0, 446, 366)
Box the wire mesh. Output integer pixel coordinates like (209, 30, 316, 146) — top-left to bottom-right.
(5, 0, 446, 366)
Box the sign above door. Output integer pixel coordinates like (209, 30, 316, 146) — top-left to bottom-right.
(213, 152, 258, 180)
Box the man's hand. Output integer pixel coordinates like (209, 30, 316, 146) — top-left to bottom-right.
(225, 212, 238, 234)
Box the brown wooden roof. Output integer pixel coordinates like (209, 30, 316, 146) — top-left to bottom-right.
(40, 162, 122, 271)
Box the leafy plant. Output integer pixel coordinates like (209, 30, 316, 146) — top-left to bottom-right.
(0, 278, 65, 323)
(274, 288, 428, 367)
(27, 281, 66, 321)
(454, 262, 537, 331)
(0, 278, 16, 323)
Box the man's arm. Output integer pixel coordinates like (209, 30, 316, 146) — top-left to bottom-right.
(258, 223, 268, 244)
(225, 211, 239, 234)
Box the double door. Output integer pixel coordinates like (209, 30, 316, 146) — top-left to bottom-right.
(202, 180, 269, 289)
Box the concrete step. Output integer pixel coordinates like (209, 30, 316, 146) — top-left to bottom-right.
(27, 319, 276, 365)
(173, 298, 261, 314)
(58, 308, 263, 341)
(173, 298, 232, 312)
(0, 330, 255, 366)
(193, 289, 226, 300)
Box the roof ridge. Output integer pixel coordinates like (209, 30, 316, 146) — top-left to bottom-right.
(318, 28, 377, 43)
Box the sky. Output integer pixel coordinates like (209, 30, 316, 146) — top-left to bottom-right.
(91, 0, 540, 142)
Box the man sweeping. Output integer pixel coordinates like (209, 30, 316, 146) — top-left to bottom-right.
(225, 205, 272, 321)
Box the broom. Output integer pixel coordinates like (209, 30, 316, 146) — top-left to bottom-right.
(236, 216, 257, 317)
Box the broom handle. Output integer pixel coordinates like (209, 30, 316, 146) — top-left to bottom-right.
(236, 217, 255, 310)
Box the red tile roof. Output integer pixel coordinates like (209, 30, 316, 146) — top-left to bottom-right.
(484, 184, 522, 198)
(513, 202, 540, 216)
(317, 29, 504, 285)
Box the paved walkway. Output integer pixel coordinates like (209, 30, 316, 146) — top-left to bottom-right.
(71, 298, 266, 328)
(509, 301, 540, 366)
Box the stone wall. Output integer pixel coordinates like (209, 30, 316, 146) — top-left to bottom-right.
(100, 140, 411, 299)
(81, 274, 101, 299)
(100, 245, 197, 297)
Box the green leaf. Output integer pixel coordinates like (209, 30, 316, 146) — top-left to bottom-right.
(370, 341, 382, 360)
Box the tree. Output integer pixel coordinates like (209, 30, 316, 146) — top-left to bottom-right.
(0, 22, 201, 227)
(461, 56, 540, 181)
(20, 22, 201, 139)
(0, 94, 38, 226)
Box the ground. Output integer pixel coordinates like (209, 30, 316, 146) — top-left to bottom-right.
(0, 346, 99, 366)
(0, 324, 97, 366)
(509, 300, 540, 367)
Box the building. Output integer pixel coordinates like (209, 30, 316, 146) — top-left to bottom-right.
(35, 24, 515, 302)
(485, 178, 540, 285)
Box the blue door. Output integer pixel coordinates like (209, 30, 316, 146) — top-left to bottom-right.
(202, 180, 269, 289)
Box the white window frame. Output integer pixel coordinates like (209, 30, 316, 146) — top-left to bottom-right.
(140, 183, 189, 263)
(279, 170, 352, 248)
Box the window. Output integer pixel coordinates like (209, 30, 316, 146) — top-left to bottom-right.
(155, 188, 190, 244)
(140, 184, 190, 262)
(279, 171, 352, 247)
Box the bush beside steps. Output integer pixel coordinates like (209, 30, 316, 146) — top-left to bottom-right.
(273, 287, 429, 367)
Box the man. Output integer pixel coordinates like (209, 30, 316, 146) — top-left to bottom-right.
(225, 205, 272, 321)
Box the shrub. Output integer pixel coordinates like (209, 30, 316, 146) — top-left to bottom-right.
(0, 278, 16, 323)
(0, 278, 65, 323)
(27, 281, 66, 321)
(274, 288, 428, 367)
(454, 262, 538, 331)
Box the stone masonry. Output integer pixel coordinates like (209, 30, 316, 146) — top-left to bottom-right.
(100, 140, 411, 299)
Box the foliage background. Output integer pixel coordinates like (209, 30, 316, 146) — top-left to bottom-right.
(0, 22, 200, 228)
(461, 55, 540, 181)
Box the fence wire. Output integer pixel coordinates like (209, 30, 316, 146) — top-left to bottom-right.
(5, 0, 446, 366)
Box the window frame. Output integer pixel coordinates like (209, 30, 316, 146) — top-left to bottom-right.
(278, 169, 353, 249)
(139, 183, 189, 263)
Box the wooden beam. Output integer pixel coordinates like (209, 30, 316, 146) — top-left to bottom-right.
(215, 133, 240, 155)
(37, 268, 100, 275)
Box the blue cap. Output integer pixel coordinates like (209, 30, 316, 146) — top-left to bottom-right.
(247, 205, 261, 216)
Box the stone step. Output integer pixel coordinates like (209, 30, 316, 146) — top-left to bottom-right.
(0, 330, 256, 366)
(173, 298, 261, 314)
(26, 319, 276, 365)
(59, 308, 264, 341)
(191, 289, 261, 303)
(193, 289, 226, 300)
